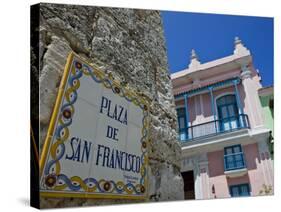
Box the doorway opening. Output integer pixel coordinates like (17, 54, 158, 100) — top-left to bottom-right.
(182, 170, 195, 200)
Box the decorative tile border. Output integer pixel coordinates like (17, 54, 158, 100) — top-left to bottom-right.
(40, 52, 150, 199)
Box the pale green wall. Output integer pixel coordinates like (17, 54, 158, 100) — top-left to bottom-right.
(259, 94, 274, 134)
(259, 92, 274, 157)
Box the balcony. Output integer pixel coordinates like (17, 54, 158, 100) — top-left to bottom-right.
(178, 114, 250, 142)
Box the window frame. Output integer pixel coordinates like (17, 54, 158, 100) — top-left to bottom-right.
(224, 144, 246, 171)
(176, 107, 188, 141)
(229, 183, 251, 197)
(216, 94, 240, 131)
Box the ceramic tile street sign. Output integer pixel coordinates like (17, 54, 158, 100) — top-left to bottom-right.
(40, 52, 150, 199)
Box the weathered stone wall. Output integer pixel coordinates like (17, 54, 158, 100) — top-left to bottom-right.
(36, 3, 183, 208)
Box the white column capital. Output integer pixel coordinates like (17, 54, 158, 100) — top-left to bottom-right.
(240, 64, 252, 80)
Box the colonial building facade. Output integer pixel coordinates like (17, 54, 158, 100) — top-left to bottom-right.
(171, 37, 274, 199)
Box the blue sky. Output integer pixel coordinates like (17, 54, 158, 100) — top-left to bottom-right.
(161, 11, 274, 87)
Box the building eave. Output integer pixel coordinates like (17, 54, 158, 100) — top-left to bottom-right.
(258, 86, 273, 97)
(174, 77, 240, 98)
(171, 53, 252, 81)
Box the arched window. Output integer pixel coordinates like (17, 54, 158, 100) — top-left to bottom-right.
(176, 108, 187, 141)
(216, 94, 239, 131)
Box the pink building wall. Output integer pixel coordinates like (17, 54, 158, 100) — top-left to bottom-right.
(173, 51, 266, 130)
(207, 143, 266, 198)
(175, 68, 263, 131)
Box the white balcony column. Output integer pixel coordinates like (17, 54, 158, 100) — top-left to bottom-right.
(234, 36, 263, 128)
(240, 64, 264, 128)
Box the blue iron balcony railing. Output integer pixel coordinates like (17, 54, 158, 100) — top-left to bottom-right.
(178, 114, 250, 142)
(224, 152, 246, 171)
